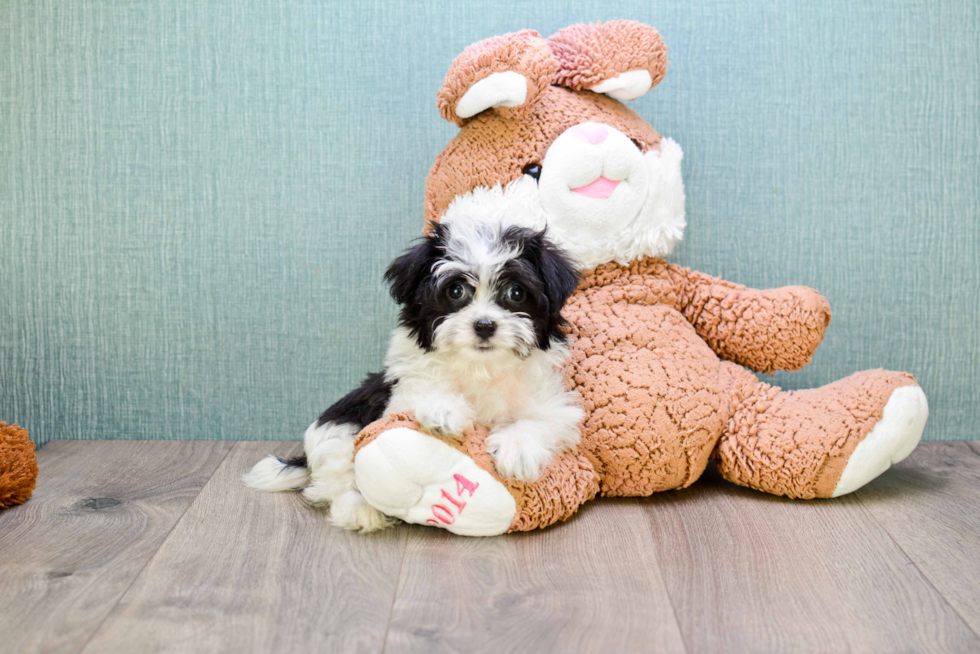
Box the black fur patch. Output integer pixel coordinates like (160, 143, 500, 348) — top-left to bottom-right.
(501, 226, 580, 349)
(314, 371, 393, 429)
(383, 222, 452, 351)
(277, 454, 309, 469)
(284, 372, 393, 474)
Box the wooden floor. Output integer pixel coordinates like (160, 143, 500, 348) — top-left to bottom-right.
(2, 441, 979, 653)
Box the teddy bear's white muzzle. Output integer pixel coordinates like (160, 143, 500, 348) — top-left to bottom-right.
(538, 122, 649, 236)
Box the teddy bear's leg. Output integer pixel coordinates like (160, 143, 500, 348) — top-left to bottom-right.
(352, 414, 600, 536)
(354, 420, 518, 537)
(715, 363, 928, 499)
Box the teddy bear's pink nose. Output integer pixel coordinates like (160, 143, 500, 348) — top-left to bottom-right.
(570, 122, 608, 145)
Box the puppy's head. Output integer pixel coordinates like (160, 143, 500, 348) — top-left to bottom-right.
(385, 221, 579, 358)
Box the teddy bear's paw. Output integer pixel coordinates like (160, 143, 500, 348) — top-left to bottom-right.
(486, 427, 553, 483)
(832, 385, 929, 497)
(353, 427, 516, 536)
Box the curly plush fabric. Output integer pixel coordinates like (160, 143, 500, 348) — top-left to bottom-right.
(565, 258, 916, 499)
(548, 21, 668, 91)
(436, 30, 558, 127)
(355, 413, 600, 532)
(575, 259, 833, 376)
(0, 422, 38, 509)
(426, 86, 662, 224)
(719, 365, 917, 498)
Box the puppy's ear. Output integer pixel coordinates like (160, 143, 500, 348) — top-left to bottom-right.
(548, 21, 667, 101)
(437, 30, 558, 126)
(384, 222, 445, 305)
(530, 231, 580, 315)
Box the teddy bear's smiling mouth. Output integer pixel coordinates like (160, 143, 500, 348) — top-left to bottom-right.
(570, 176, 621, 199)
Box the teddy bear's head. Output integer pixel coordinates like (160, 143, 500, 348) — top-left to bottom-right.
(426, 21, 686, 270)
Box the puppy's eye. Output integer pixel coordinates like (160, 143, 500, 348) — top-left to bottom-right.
(447, 283, 467, 301)
(507, 285, 525, 303)
(521, 163, 542, 181)
(630, 137, 644, 151)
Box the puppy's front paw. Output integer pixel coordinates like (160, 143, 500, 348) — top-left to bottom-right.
(487, 426, 553, 482)
(415, 402, 473, 439)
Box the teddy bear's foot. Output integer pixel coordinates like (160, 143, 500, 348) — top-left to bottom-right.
(832, 384, 928, 497)
(353, 427, 517, 536)
(717, 365, 928, 499)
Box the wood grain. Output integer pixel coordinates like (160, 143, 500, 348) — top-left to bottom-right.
(5, 441, 979, 653)
(641, 460, 980, 653)
(0, 440, 233, 654)
(81, 441, 408, 654)
(856, 441, 980, 638)
(386, 499, 687, 653)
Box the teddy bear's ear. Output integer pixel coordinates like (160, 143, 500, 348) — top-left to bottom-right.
(437, 30, 559, 125)
(547, 20, 667, 101)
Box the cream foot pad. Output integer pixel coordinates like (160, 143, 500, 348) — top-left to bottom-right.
(832, 385, 929, 497)
(354, 427, 517, 536)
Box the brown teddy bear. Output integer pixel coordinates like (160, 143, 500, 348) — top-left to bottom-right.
(0, 422, 38, 509)
(350, 21, 929, 536)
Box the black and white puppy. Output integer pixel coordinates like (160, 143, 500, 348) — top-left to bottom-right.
(244, 220, 583, 531)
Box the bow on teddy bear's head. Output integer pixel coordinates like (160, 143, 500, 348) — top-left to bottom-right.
(426, 22, 685, 270)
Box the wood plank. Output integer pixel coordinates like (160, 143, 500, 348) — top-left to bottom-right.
(386, 499, 687, 653)
(642, 462, 980, 653)
(0, 440, 233, 654)
(82, 441, 408, 654)
(856, 441, 980, 638)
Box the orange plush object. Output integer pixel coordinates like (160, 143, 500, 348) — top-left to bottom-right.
(0, 422, 38, 509)
(350, 22, 929, 536)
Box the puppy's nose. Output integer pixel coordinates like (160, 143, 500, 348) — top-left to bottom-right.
(474, 319, 497, 340)
(570, 122, 608, 145)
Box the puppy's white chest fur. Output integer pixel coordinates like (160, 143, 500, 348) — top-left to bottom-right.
(383, 325, 583, 482)
(447, 350, 561, 428)
(452, 369, 523, 427)
(384, 326, 568, 429)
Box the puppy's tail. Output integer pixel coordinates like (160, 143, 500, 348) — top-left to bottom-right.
(242, 454, 311, 492)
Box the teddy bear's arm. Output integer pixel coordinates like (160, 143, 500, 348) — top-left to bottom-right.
(669, 265, 832, 373)
(573, 259, 828, 373)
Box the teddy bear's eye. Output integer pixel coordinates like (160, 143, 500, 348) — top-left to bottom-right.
(521, 163, 542, 181)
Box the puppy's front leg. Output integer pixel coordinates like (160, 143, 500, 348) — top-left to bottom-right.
(487, 400, 584, 482)
(389, 390, 474, 439)
(487, 421, 554, 482)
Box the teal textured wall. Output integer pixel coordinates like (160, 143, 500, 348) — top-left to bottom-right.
(1, 0, 977, 446)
